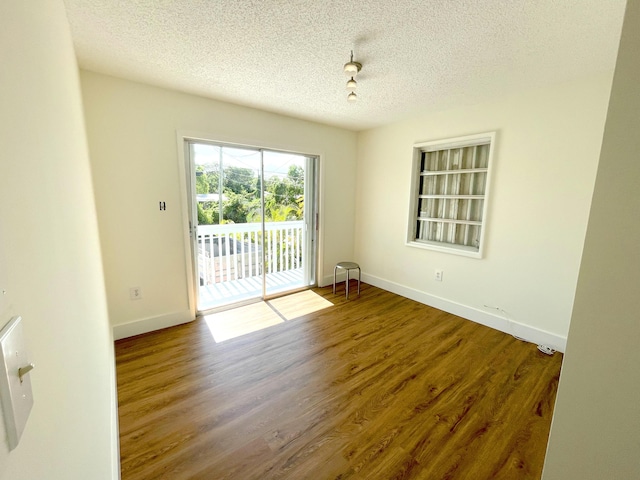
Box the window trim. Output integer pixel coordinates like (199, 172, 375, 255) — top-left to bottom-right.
(406, 131, 496, 258)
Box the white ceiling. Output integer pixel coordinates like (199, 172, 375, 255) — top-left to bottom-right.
(63, 0, 627, 131)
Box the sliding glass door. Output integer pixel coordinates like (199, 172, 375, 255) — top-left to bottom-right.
(186, 141, 317, 312)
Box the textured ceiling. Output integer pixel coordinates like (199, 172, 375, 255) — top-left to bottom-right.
(63, 0, 626, 131)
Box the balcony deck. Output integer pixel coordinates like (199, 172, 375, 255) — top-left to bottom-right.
(196, 221, 306, 311)
(198, 268, 304, 311)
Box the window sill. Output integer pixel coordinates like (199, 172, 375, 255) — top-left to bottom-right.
(406, 239, 483, 259)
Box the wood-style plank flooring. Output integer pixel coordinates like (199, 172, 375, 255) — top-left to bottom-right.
(115, 283, 563, 479)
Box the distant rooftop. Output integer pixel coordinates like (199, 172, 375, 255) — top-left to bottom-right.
(197, 194, 226, 202)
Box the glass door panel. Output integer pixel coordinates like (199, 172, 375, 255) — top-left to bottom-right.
(188, 141, 317, 312)
(262, 151, 314, 297)
(191, 143, 263, 310)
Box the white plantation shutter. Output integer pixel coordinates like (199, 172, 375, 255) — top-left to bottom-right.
(407, 132, 495, 258)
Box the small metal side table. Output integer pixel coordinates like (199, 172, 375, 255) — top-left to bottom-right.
(333, 261, 361, 299)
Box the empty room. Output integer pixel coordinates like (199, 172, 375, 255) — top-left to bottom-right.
(1, 1, 640, 479)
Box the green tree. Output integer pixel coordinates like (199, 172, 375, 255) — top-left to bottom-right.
(195, 166, 219, 194)
(197, 203, 216, 225)
(261, 165, 304, 220)
(196, 163, 305, 224)
(288, 164, 304, 187)
(223, 166, 258, 195)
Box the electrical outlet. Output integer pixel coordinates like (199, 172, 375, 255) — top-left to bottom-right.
(434, 269, 443, 282)
(129, 287, 142, 300)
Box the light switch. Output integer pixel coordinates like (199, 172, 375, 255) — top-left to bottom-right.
(0, 316, 34, 450)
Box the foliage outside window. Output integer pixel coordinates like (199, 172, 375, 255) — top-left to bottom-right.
(196, 163, 304, 225)
(407, 132, 495, 258)
(189, 143, 313, 280)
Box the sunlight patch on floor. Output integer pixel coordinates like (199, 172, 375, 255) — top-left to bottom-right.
(204, 290, 334, 343)
(204, 302, 284, 343)
(267, 290, 334, 320)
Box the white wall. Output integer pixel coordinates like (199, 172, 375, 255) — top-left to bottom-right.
(80, 72, 357, 337)
(0, 1, 117, 479)
(355, 75, 614, 350)
(542, 1, 640, 477)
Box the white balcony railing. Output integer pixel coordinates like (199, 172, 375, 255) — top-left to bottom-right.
(197, 221, 304, 286)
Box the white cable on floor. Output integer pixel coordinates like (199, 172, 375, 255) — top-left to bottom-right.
(483, 304, 556, 356)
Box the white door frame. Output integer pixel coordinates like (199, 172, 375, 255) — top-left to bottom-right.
(176, 131, 319, 316)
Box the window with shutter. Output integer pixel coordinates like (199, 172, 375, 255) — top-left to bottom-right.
(407, 132, 495, 258)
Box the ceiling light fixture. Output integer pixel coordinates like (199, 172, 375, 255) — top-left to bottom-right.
(343, 51, 362, 77)
(344, 51, 362, 102)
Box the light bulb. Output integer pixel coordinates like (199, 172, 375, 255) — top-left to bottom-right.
(347, 91, 357, 103)
(346, 77, 357, 91)
(344, 62, 360, 76)
(343, 51, 362, 76)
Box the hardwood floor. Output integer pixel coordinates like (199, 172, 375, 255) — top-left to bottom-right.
(115, 283, 563, 479)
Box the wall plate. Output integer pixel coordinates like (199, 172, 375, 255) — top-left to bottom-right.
(0, 316, 34, 450)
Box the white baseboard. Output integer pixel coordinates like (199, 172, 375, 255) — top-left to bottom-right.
(361, 273, 567, 353)
(320, 270, 359, 288)
(115, 276, 567, 352)
(112, 309, 194, 340)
